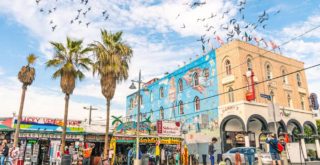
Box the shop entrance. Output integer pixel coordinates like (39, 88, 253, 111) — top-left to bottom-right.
(220, 115, 246, 153)
(115, 143, 133, 165)
(247, 115, 269, 149)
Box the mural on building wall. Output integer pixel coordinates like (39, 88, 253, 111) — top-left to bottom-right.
(126, 50, 220, 143)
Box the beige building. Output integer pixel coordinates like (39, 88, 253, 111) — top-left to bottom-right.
(216, 40, 318, 159)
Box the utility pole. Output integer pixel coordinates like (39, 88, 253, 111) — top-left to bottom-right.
(83, 105, 98, 125)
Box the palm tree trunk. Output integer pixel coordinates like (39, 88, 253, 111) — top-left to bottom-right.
(13, 85, 27, 147)
(103, 99, 111, 159)
(60, 94, 70, 155)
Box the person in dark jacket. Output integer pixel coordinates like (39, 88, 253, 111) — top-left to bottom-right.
(208, 137, 217, 165)
(0, 140, 9, 165)
(266, 134, 282, 165)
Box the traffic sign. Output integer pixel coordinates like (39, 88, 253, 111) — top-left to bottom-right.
(260, 94, 271, 100)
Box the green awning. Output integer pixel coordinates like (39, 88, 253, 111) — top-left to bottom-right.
(0, 124, 11, 129)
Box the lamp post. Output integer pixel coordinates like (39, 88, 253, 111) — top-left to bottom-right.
(83, 105, 98, 125)
(129, 70, 143, 165)
(270, 93, 278, 139)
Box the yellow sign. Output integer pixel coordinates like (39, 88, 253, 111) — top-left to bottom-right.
(138, 137, 181, 144)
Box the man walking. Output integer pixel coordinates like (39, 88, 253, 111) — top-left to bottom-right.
(266, 134, 282, 165)
(208, 137, 217, 165)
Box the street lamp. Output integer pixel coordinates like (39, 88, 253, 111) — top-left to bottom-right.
(83, 105, 98, 125)
(129, 70, 144, 165)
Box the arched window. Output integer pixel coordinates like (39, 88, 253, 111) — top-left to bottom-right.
(266, 64, 272, 80)
(179, 101, 184, 114)
(150, 90, 153, 102)
(228, 87, 234, 103)
(225, 60, 232, 75)
(300, 95, 305, 110)
(282, 69, 288, 84)
(178, 79, 183, 92)
(297, 73, 302, 87)
(130, 98, 133, 109)
(247, 58, 252, 71)
(287, 94, 292, 108)
(160, 107, 164, 119)
(159, 87, 164, 98)
(194, 96, 200, 111)
(193, 73, 199, 86)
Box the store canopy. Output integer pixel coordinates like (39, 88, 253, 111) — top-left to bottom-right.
(0, 124, 12, 130)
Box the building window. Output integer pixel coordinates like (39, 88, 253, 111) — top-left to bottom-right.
(297, 73, 302, 87)
(193, 73, 199, 86)
(160, 107, 164, 119)
(194, 96, 200, 111)
(228, 87, 234, 103)
(150, 90, 153, 102)
(300, 95, 305, 110)
(266, 64, 272, 80)
(287, 94, 292, 108)
(178, 79, 183, 92)
(247, 58, 252, 71)
(282, 69, 288, 84)
(225, 60, 232, 75)
(130, 98, 133, 109)
(159, 87, 164, 98)
(179, 101, 184, 114)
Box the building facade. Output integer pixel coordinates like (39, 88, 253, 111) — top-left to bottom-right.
(126, 40, 319, 162)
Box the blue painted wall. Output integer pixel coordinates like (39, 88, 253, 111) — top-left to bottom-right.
(126, 50, 220, 142)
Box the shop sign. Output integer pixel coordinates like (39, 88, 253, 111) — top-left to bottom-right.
(157, 120, 181, 136)
(160, 137, 181, 144)
(310, 93, 319, 110)
(116, 121, 151, 135)
(14, 116, 84, 133)
(18, 132, 82, 140)
(140, 137, 157, 143)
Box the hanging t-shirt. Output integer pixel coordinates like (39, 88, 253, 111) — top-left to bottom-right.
(155, 146, 160, 156)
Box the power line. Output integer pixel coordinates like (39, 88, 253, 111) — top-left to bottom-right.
(125, 62, 320, 121)
(133, 23, 320, 105)
(125, 24, 320, 119)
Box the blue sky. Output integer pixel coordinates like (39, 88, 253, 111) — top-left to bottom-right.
(0, 0, 320, 121)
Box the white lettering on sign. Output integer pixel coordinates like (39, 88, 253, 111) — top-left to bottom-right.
(157, 120, 181, 136)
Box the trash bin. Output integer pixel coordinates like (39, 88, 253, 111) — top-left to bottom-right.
(202, 154, 207, 165)
(61, 155, 72, 165)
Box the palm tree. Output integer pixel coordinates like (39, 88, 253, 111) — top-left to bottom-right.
(91, 30, 132, 159)
(13, 54, 37, 147)
(46, 37, 92, 155)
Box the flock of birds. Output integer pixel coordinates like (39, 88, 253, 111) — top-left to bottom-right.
(34, 0, 281, 53)
(177, 0, 281, 52)
(35, 0, 110, 32)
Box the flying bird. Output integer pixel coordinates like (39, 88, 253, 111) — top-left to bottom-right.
(176, 14, 180, 19)
(40, 8, 44, 12)
(35, 0, 41, 5)
(229, 18, 237, 24)
(50, 20, 53, 24)
(180, 24, 186, 28)
(77, 9, 82, 13)
(274, 10, 280, 15)
(51, 25, 57, 32)
(78, 20, 82, 24)
(48, 10, 52, 14)
(262, 24, 267, 29)
(208, 13, 217, 19)
(190, 1, 206, 8)
(88, 7, 91, 11)
(102, 10, 107, 16)
(75, 15, 79, 20)
(53, 7, 57, 11)
(207, 26, 214, 31)
(83, 11, 88, 17)
(239, 7, 245, 13)
(104, 14, 109, 20)
(70, 20, 74, 24)
(86, 22, 90, 27)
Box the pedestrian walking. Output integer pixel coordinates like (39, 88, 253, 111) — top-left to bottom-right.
(9, 145, 19, 165)
(245, 148, 255, 165)
(208, 137, 217, 165)
(266, 134, 282, 165)
(82, 143, 94, 165)
(0, 140, 9, 165)
(235, 151, 241, 165)
(175, 151, 180, 165)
